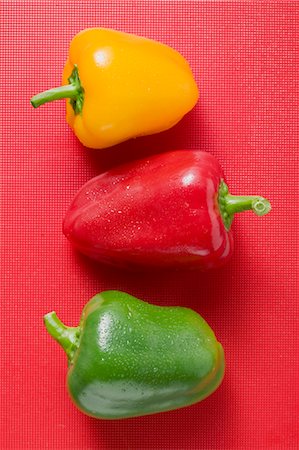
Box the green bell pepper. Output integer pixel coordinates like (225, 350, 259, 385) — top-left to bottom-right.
(44, 291, 225, 419)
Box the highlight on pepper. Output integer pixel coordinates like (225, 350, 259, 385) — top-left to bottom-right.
(44, 290, 225, 419)
(30, 27, 199, 149)
(63, 149, 272, 270)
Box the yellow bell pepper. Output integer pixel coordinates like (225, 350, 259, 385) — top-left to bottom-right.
(30, 28, 199, 149)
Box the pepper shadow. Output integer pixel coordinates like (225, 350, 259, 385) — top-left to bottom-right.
(71, 249, 227, 301)
(69, 231, 242, 319)
(79, 106, 203, 174)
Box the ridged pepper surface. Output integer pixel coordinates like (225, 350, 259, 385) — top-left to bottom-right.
(44, 291, 225, 419)
(63, 150, 271, 269)
(31, 28, 198, 149)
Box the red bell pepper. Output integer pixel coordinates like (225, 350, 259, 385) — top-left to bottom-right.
(63, 150, 271, 269)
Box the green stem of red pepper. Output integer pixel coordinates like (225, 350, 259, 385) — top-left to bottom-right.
(218, 181, 271, 230)
(44, 312, 80, 362)
(30, 65, 84, 114)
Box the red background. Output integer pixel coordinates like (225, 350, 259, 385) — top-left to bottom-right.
(1, 1, 298, 449)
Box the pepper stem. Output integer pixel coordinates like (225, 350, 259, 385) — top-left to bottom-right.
(30, 65, 84, 114)
(44, 312, 80, 362)
(30, 84, 78, 108)
(218, 180, 271, 230)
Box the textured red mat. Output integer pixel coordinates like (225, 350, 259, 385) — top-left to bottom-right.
(1, 1, 298, 449)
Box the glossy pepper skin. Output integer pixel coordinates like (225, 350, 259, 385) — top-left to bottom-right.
(63, 150, 271, 270)
(44, 291, 225, 419)
(30, 28, 198, 149)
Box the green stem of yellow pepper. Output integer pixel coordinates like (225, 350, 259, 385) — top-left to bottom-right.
(30, 65, 84, 114)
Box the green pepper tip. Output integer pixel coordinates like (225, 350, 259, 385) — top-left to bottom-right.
(218, 180, 271, 231)
(44, 311, 80, 362)
(251, 197, 271, 216)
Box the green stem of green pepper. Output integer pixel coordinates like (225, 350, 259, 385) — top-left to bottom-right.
(44, 312, 80, 362)
(218, 180, 271, 230)
(30, 65, 84, 114)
